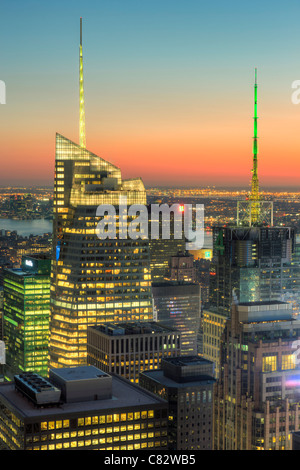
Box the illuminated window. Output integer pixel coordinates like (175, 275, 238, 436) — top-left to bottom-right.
(282, 354, 296, 370)
(263, 355, 277, 372)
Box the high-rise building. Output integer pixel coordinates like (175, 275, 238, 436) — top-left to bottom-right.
(168, 252, 196, 283)
(140, 356, 215, 450)
(0, 365, 168, 450)
(209, 225, 295, 316)
(202, 70, 298, 376)
(148, 207, 186, 283)
(49, 19, 153, 368)
(152, 282, 201, 356)
(214, 298, 300, 450)
(3, 255, 51, 379)
(50, 134, 153, 368)
(0, 287, 3, 340)
(87, 321, 181, 382)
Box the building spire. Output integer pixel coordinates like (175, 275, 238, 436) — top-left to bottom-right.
(250, 67, 260, 223)
(79, 17, 86, 148)
(237, 68, 274, 227)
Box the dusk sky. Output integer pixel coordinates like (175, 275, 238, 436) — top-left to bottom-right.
(1, 0, 300, 188)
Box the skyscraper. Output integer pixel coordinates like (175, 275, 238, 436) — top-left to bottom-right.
(49, 20, 153, 368)
(87, 321, 181, 383)
(202, 70, 297, 376)
(152, 282, 201, 356)
(3, 255, 51, 379)
(140, 356, 215, 450)
(148, 207, 186, 283)
(214, 298, 300, 450)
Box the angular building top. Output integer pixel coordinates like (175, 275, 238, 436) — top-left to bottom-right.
(54, 133, 146, 212)
(50, 137, 153, 368)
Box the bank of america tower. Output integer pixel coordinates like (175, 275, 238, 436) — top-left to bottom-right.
(49, 19, 153, 368)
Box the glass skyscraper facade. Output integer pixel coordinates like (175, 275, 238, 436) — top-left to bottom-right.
(209, 225, 296, 316)
(50, 134, 153, 369)
(152, 282, 201, 356)
(203, 225, 297, 376)
(3, 255, 51, 379)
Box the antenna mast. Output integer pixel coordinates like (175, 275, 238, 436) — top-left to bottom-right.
(250, 67, 260, 223)
(79, 17, 86, 148)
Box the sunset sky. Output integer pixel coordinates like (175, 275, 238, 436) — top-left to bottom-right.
(1, 0, 300, 189)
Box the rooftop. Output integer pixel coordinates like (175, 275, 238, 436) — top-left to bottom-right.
(237, 301, 294, 323)
(141, 369, 215, 389)
(0, 369, 166, 419)
(91, 321, 180, 336)
(164, 356, 213, 367)
(50, 365, 108, 382)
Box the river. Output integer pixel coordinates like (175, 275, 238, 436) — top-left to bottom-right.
(0, 218, 53, 236)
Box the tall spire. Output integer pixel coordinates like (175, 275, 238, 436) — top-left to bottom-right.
(236, 68, 273, 227)
(79, 17, 86, 148)
(250, 67, 260, 223)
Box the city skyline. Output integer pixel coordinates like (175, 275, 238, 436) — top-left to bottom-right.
(1, 1, 300, 189)
(1, 1, 300, 453)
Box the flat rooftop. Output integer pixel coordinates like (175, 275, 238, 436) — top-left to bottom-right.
(163, 356, 214, 367)
(237, 301, 294, 323)
(50, 365, 108, 382)
(0, 374, 166, 420)
(238, 301, 290, 307)
(92, 321, 180, 336)
(141, 369, 215, 389)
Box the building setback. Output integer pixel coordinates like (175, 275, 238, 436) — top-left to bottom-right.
(140, 356, 215, 450)
(0, 365, 168, 450)
(87, 321, 181, 383)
